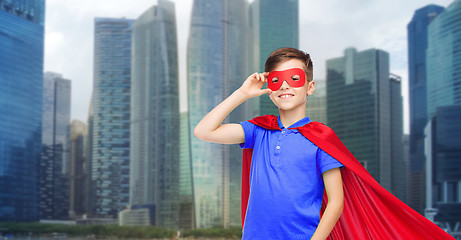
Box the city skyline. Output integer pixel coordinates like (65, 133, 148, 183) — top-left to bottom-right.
(45, 0, 454, 134)
(1, 0, 458, 234)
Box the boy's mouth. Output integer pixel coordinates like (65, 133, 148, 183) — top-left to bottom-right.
(278, 93, 294, 99)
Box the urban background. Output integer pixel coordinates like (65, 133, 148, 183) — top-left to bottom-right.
(0, 0, 460, 238)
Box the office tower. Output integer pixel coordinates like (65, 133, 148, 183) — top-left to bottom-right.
(390, 74, 407, 203)
(407, 4, 445, 213)
(427, 0, 461, 119)
(306, 79, 327, 124)
(402, 134, 411, 203)
(188, 0, 250, 228)
(40, 72, 71, 220)
(0, 0, 45, 222)
(425, 0, 461, 232)
(327, 48, 397, 191)
(91, 18, 133, 218)
(179, 111, 194, 229)
(70, 120, 88, 219)
(86, 95, 95, 216)
(130, 0, 179, 228)
(424, 105, 461, 233)
(250, 0, 299, 116)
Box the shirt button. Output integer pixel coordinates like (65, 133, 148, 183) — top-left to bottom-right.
(276, 146, 281, 150)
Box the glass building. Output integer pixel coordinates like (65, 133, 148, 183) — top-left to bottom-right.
(424, 1, 461, 232)
(427, 0, 461, 119)
(390, 74, 407, 203)
(0, 0, 45, 222)
(40, 72, 71, 220)
(69, 120, 88, 219)
(86, 95, 95, 216)
(424, 105, 461, 234)
(407, 4, 445, 213)
(326, 48, 397, 191)
(187, 0, 250, 228)
(250, 0, 298, 116)
(306, 79, 327, 124)
(91, 18, 133, 218)
(179, 111, 194, 229)
(130, 0, 180, 229)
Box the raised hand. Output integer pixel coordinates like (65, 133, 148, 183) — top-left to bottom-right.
(238, 72, 272, 99)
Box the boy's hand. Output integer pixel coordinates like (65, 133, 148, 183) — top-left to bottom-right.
(238, 72, 272, 99)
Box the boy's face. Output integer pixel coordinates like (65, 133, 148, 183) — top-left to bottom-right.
(268, 59, 315, 112)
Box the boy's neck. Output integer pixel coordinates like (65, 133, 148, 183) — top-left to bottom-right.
(279, 108, 306, 128)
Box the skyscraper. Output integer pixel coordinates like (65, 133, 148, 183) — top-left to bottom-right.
(407, 4, 445, 213)
(91, 17, 133, 218)
(130, 0, 180, 228)
(86, 94, 95, 217)
(425, 0, 461, 231)
(326, 48, 398, 191)
(187, 0, 250, 228)
(306, 79, 327, 124)
(250, 0, 299, 116)
(40, 72, 71, 220)
(179, 111, 194, 229)
(69, 119, 88, 219)
(424, 105, 461, 233)
(426, 0, 461, 119)
(390, 74, 407, 203)
(0, 0, 45, 221)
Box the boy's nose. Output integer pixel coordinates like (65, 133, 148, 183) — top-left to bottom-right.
(279, 80, 291, 90)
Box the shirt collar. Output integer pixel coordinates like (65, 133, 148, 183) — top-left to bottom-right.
(277, 115, 311, 129)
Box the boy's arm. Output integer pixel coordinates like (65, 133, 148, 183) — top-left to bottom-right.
(311, 168, 344, 240)
(194, 72, 270, 144)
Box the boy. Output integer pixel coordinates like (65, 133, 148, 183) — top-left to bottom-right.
(194, 48, 342, 239)
(195, 48, 455, 240)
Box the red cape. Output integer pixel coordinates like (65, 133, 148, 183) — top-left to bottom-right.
(241, 115, 454, 240)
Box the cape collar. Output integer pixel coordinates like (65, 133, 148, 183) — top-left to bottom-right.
(277, 115, 311, 129)
(249, 114, 312, 131)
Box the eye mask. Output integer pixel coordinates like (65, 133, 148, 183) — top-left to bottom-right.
(267, 68, 306, 91)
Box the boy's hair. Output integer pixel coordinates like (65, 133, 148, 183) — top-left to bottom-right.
(265, 47, 314, 82)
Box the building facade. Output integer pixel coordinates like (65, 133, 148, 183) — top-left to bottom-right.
(179, 111, 194, 229)
(70, 120, 88, 219)
(306, 79, 327, 124)
(424, 105, 461, 234)
(326, 48, 396, 191)
(187, 0, 250, 228)
(424, 0, 461, 234)
(407, 4, 445, 213)
(40, 72, 72, 220)
(250, 0, 299, 116)
(390, 74, 407, 203)
(0, 0, 45, 221)
(426, 0, 461, 119)
(119, 205, 154, 226)
(91, 18, 134, 218)
(130, 0, 180, 229)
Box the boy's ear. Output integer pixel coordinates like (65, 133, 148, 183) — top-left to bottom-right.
(307, 80, 315, 95)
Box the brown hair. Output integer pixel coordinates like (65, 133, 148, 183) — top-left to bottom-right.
(265, 47, 313, 82)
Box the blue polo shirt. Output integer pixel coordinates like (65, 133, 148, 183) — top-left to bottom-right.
(239, 116, 343, 240)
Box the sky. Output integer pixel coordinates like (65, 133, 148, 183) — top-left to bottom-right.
(44, 0, 455, 134)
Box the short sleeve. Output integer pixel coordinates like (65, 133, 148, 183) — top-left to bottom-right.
(239, 121, 256, 149)
(316, 147, 344, 174)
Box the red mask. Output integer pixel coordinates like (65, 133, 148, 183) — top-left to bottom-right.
(267, 68, 306, 91)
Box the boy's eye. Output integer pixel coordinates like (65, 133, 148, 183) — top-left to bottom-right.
(272, 77, 279, 83)
(291, 75, 300, 81)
